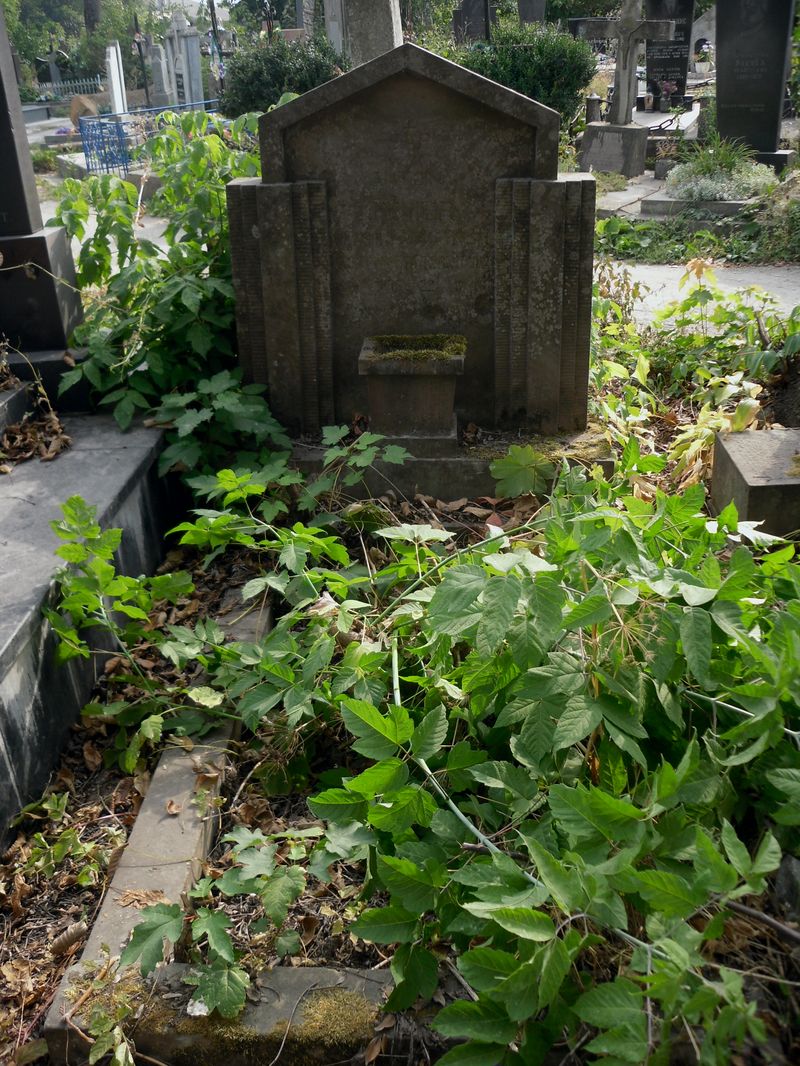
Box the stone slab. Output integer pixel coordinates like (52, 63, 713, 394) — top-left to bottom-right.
(639, 190, 750, 218)
(0, 416, 167, 840)
(7, 347, 91, 410)
(756, 149, 797, 174)
(0, 382, 30, 434)
(711, 429, 800, 538)
(0, 227, 82, 349)
(580, 122, 648, 178)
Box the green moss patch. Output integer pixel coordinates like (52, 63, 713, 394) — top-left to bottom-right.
(367, 334, 467, 363)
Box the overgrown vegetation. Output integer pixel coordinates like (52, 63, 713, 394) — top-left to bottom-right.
(666, 135, 777, 204)
(220, 34, 347, 117)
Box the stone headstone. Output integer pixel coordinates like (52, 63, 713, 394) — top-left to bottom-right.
(691, 6, 715, 57)
(9, 44, 22, 84)
(453, 0, 498, 42)
(166, 15, 204, 105)
(105, 40, 127, 114)
(518, 0, 546, 22)
(226, 44, 595, 442)
(324, 0, 402, 66)
(70, 92, 99, 129)
(645, 0, 695, 99)
(0, 5, 81, 350)
(148, 41, 177, 107)
(717, 0, 796, 156)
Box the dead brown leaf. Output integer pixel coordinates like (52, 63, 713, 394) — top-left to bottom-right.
(364, 1035, 384, 1064)
(82, 741, 102, 772)
(117, 888, 167, 909)
(166, 799, 183, 816)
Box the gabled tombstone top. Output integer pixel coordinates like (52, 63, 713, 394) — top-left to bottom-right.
(0, 5, 43, 236)
(258, 42, 561, 182)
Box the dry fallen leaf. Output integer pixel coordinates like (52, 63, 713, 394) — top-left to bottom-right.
(118, 888, 168, 908)
(364, 1035, 384, 1064)
(166, 799, 183, 816)
(82, 741, 102, 772)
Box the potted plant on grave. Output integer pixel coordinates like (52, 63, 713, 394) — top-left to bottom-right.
(659, 79, 678, 112)
(693, 44, 713, 76)
(358, 334, 466, 440)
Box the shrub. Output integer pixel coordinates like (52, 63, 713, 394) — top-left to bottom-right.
(456, 22, 596, 123)
(220, 35, 348, 117)
(666, 133, 778, 202)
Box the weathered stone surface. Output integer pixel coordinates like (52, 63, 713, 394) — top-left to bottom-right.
(69, 92, 99, 129)
(716, 0, 795, 155)
(453, 0, 498, 42)
(518, 0, 546, 22)
(228, 44, 595, 443)
(0, 418, 168, 841)
(645, 0, 695, 98)
(579, 121, 648, 178)
(345, 0, 402, 65)
(711, 429, 800, 537)
(0, 6, 41, 236)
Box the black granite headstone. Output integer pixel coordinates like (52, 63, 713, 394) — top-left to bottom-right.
(453, 0, 498, 42)
(518, 0, 546, 21)
(717, 0, 796, 154)
(645, 0, 695, 98)
(0, 5, 81, 348)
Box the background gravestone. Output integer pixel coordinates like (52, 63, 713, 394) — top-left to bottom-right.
(105, 40, 127, 113)
(147, 40, 177, 107)
(518, 0, 546, 22)
(453, 0, 498, 42)
(0, 6, 81, 351)
(227, 44, 595, 441)
(165, 15, 204, 105)
(645, 0, 695, 99)
(324, 0, 402, 66)
(716, 0, 796, 164)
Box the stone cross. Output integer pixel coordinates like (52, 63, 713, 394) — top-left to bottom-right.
(571, 0, 675, 125)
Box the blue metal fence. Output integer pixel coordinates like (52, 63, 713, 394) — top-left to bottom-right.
(79, 99, 219, 176)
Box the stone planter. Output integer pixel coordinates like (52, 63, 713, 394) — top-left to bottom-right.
(694, 61, 711, 75)
(659, 97, 671, 113)
(358, 334, 466, 440)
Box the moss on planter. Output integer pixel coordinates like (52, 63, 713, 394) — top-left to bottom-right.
(367, 333, 467, 363)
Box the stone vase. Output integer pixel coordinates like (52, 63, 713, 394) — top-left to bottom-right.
(358, 334, 466, 438)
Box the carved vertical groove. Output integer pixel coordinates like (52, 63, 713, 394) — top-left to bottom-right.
(307, 181, 335, 426)
(509, 180, 531, 416)
(494, 180, 513, 422)
(528, 181, 566, 434)
(226, 179, 263, 385)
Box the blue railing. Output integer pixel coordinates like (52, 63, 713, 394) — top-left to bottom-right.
(79, 98, 219, 176)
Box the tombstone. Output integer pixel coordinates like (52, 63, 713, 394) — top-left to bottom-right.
(9, 44, 22, 84)
(645, 0, 695, 100)
(226, 44, 595, 458)
(165, 15, 204, 106)
(572, 0, 675, 177)
(453, 0, 498, 42)
(147, 41, 177, 107)
(0, 6, 82, 352)
(716, 0, 797, 170)
(324, 0, 402, 66)
(691, 6, 715, 63)
(518, 0, 546, 22)
(105, 41, 127, 114)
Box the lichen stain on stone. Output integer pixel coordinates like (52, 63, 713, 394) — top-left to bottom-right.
(787, 453, 800, 477)
(290, 987, 378, 1053)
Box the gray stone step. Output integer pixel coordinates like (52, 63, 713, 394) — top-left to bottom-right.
(7, 348, 92, 411)
(0, 382, 30, 435)
(0, 415, 167, 843)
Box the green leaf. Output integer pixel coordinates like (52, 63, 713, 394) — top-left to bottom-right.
(493, 961, 539, 1022)
(376, 523, 453, 544)
(490, 907, 555, 941)
(367, 785, 437, 832)
(476, 575, 521, 656)
(192, 908, 234, 963)
(119, 903, 184, 976)
(563, 594, 613, 632)
(436, 1042, 507, 1066)
(350, 904, 419, 944)
(574, 977, 643, 1030)
(260, 866, 306, 926)
(522, 837, 583, 911)
(411, 705, 449, 759)
(344, 758, 409, 798)
(680, 608, 712, 688)
(434, 999, 518, 1044)
(490, 445, 555, 497)
(457, 947, 518, 992)
(428, 565, 486, 635)
(184, 961, 250, 1018)
(378, 855, 438, 912)
(627, 869, 706, 918)
(275, 930, 302, 957)
(721, 820, 751, 877)
(340, 697, 412, 760)
(186, 685, 224, 708)
(549, 783, 645, 843)
(386, 943, 439, 1009)
(553, 697, 603, 752)
(750, 832, 781, 878)
(537, 936, 571, 1009)
(307, 787, 368, 824)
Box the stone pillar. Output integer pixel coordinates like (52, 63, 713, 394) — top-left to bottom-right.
(178, 24, 204, 103)
(323, 0, 346, 54)
(0, 6, 81, 351)
(105, 40, 127, 114)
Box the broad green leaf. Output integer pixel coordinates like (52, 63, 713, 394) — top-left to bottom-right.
(350, 904, 418, 944)
(679, 608, 712, 688)
(721, 820, 751, 877)
(433, 998, 518, 1044)
(476, 575, 521, 656)
(493, 961, 539, 1022)
(386, 943, 439, 1009)
(750, 832, 781, 878)
(307, 788, 369, 823)
(522, 837, 583, 911)
(378, 855, 438, 912)
(120, 903, 184, 976)
(574, 977, 643, 1030)
(367, 785, 437, 832)
(553, 697, 603, 752)
(627, 869, 706, 918)
(490, 445, 555, 498)
(376, 523, 453, 544)
(411, 705, 448, 759)
(184, 961, 250, 1018)
(457, 947, 518, 992)
(344, 758, 408, 798)
(428, 565, 486, 635)
(186, 685, 223, 708)
(549, 783, 645, 843)
(490, 907, 555, 941)
(537, 936, 571, 1010)
(192, 908, 234, 963)
(260, 866, 305, 926)
(563, 594, 613, 632)
(436, 1043, 508, 1066)
(339, 697, 412, 760)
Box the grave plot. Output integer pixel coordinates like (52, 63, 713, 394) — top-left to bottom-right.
(2, 10, 800, 1066)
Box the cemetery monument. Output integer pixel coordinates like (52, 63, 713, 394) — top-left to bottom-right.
(226, 43, 595, 481)
(453, 0, 498, 42)
(518, 0, 546, 21)
(573, 0, 675, 177)
(716, 0, 797, 171)
(645, 0, 695, 103)
(0, 5, 81, 353)
(105, 40, 128, 114)
(323, 0, 402, 66)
